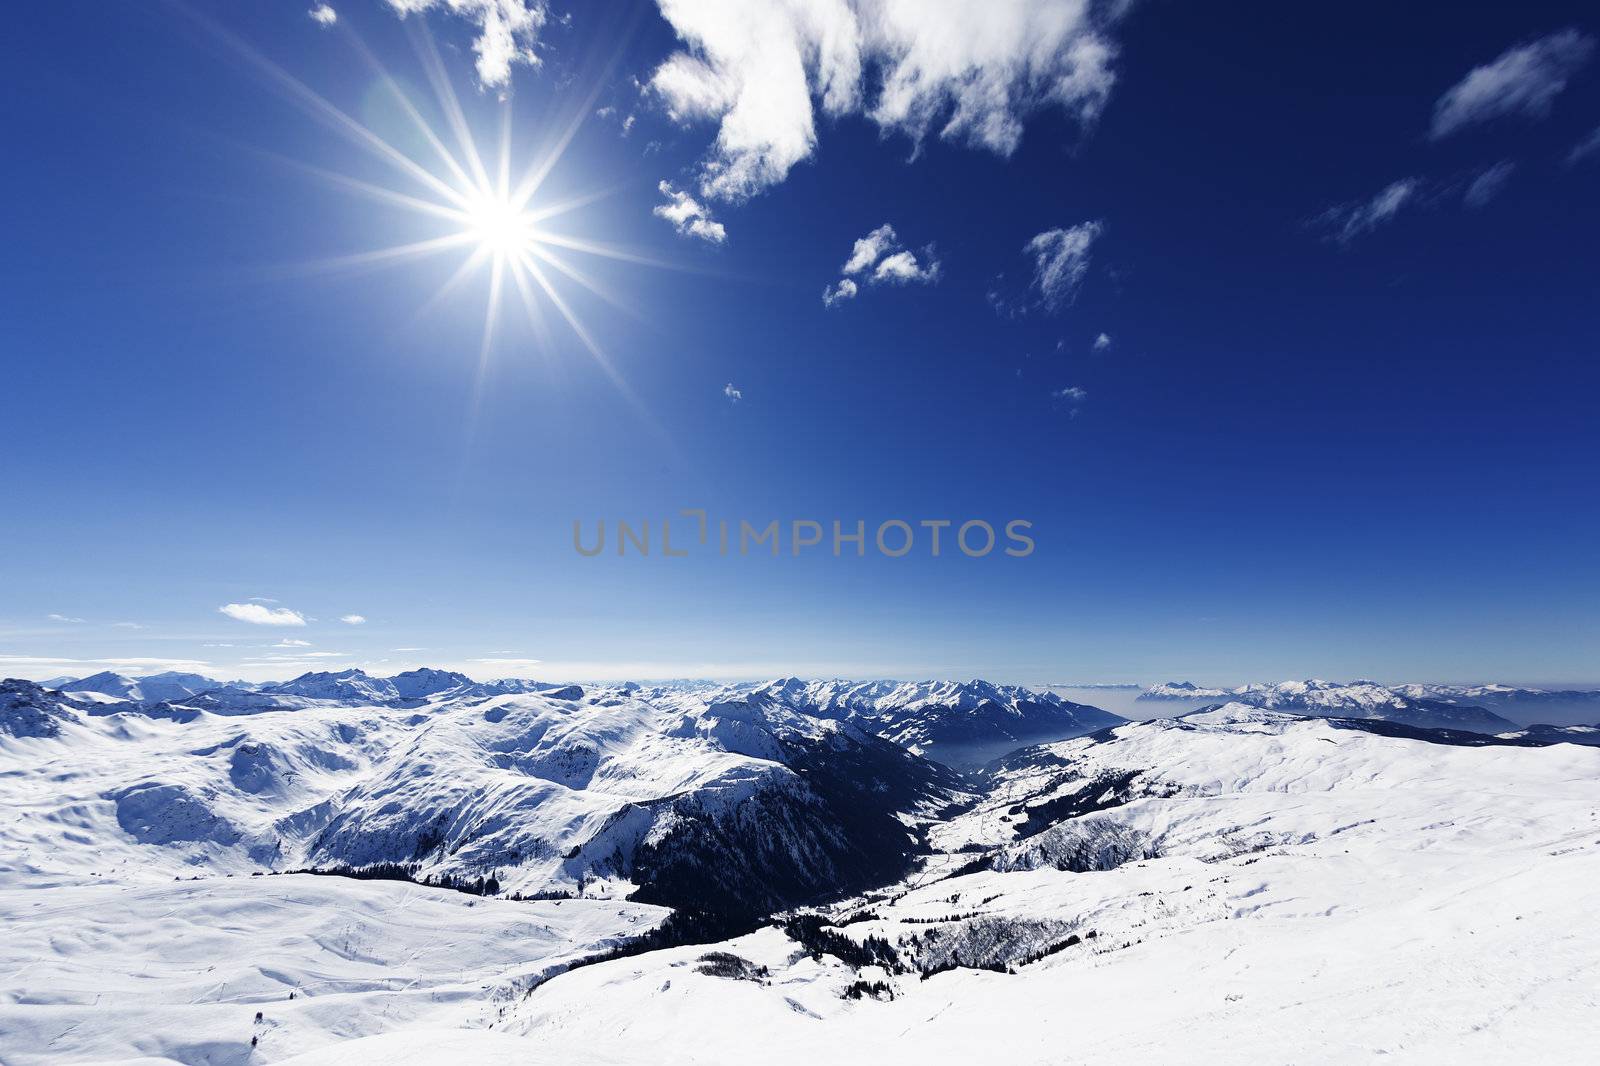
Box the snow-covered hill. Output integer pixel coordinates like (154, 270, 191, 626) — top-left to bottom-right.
(495, 704, 1600, 1064)
(5, 679, 1598, 1064)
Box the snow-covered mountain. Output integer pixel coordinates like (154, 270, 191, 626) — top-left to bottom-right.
(1495, 722, 1600, 746)
(1393, 682, 1600, 706)
(485, 703, 1600, 1065)
(1138, 680, 1233, 699)
(0, 678, 969, 921)
(0, 678, 82, 738)
(6, 678, 1599, 1064)
(64, 669, 228, 704)
(1138, 678, 1517, 732)
(701, 678, 1124, 769)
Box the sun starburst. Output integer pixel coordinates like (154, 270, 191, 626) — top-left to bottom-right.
(189, 7, 655, 394)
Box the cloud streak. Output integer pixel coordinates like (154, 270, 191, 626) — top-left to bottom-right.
(1430, 30, 1594, 140)
(1314, 179, 1419, 244)
(1026, 221, 1103, 312)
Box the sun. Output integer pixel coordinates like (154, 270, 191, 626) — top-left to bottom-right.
(463, 188, 539, 259)
(203, 12, 655, 388)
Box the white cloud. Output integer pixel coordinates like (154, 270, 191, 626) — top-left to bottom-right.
(1026, 221, 1103, 312)
(47, 613, 86, 623)
(393, 646, 429, 652)
(872, 250, 940, 284)
(1051, 385, 1088, 417)
(723, 382, 743, 403)
(822, 278, 858, 306)
(111, 622, 145, 630)
(1569, 124, 1600, 164)
(649, 0, 1123, 200)
(274, 639, 313, 648)
(1462, 161, 1515, 209)
(219, 602, 307, 626)
(1315, 179, 1419, 244)
(469, 657, 544, 671)
(653, 181, 727, 243)
(1430, 30, 1595, 140)
(823, 223, 939, 306)
(843, 224, 901, 275)
(340, 614, 367, 625)
(309, 4, 338, 27)
(1092, 332, 1112, 351)
(384, 0, 547, 90)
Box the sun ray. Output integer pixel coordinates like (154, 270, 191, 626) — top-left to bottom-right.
(179, 5, 471, 212)
(335, 27, 481, 197)
(257, 150, 469, 225)
(300, 233, 480, 275)
(408, 21, 496, 197)
(528, 245, 641, 321)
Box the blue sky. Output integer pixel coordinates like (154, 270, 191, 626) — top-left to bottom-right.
(2, 0, 1598, 686)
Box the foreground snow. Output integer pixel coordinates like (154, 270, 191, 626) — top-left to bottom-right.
(0, 874, 661, 1065)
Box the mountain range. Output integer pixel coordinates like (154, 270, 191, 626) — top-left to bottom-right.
(4, 673, 1597, 1064)
(1132, 677, 1600, 732)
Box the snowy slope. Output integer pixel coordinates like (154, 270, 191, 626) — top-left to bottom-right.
(0, 874, 663, 1065)
(5, 682, 1599, 1064)
(492, 704, 1600, 1064)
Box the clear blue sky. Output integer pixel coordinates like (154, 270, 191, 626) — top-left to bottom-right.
(2, 1, 1597, 685)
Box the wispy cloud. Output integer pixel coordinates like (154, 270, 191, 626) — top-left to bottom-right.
(1093, 332, 1113, 351)
(1051, 385, 1089, 417)
(219, 602, 308, 626)
(241, 651, 349, 661)
(823, 224, 939, 307)
(1569, 124, 1600, 165)
(274, 639, 313, 648)
(383, 0, 547, 90)
(653, 181, 726, 243)
(1430, 30, 1595, 139)
(1463, 161, 1515, 209)
(308, 4, 337, 27)
(469, 657, 544, 672)
(1314, 179, 1420, 244)
(47, 613, 86, 623)
(1025, 222, 1103, 312)
(339, 614, 367, 625)
(650, 0, 1123, 200)
(722, 382, 743, 403)
(0, 654, 214, 680)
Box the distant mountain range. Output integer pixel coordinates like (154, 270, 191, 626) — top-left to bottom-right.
(1135, 678, 1600, 732)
